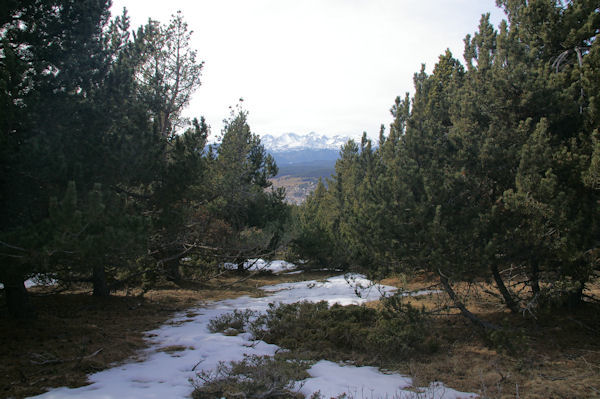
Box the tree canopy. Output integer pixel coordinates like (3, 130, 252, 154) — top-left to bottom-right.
(293, 0, 600, 324)
(0, 2, 288, 318)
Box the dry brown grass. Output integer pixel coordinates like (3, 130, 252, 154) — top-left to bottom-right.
(401, 314, 600, 398)
(3, 270, 599, 399)
(0, 271, 335, 399)
(378, 272, 600, 398)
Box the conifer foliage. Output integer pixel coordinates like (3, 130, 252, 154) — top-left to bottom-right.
(294, 0, 599, 322)
(0, 2, 287, 317)
(206, 108, 287, 272)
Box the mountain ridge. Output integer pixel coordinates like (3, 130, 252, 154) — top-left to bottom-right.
(260, 132, 359, 152)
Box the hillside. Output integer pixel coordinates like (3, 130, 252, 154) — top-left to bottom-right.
(263, 133, 347, 203)
(270, 176, 318, 204)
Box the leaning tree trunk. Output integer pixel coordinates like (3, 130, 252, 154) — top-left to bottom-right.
(3, 277, 35, 319)
(92, 265, 110, 297)
(438, 270, 499, 331)
(490, 263, 521, 313)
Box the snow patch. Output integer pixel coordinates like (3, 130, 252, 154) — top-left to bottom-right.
(28, 269, 474, 399)
(299, 361, 475, 398)
(0, 275, 57, 290)
(261, 274, 394, 306)
(222, 258, 297, 274)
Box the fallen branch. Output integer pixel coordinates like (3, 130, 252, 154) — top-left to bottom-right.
(30, 348, 103, 365)
(191, 359, 204, 372)
(0, 240, 26, 251)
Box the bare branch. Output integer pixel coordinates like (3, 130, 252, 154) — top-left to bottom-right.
(0, 240, 26, 251)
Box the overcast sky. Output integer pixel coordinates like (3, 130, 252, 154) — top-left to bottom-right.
(110, 1, 506, 140)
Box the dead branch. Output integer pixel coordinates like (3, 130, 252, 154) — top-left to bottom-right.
(0, 240, 26, 252)
(483, 288, 504, 300)
(0, 253, 25, 258)
(191, 359, 204, 372)
(29, 348, 103, 365)
(221, 269, 264, 289)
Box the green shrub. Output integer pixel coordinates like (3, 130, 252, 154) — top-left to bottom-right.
(535, 279, 586, 313)
(191, 354, 308, 399)
(484, 327, 527, 355)
(207, 296, 437, 364)
(207, 309, 257, 335)
(249, 300, 436, 362)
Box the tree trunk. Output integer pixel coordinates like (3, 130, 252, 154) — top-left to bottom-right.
(490, 263, 520, 313)
(3, 277, 35, 319)
(566, 279, 585, 309)
(164, 258, 182, 283)
(92, 265, 110, 297)
(438, 270, 499, 331)
(235, 256, 246, 274)
(154, 248, 183, 284)
(530, 261, 541, 296)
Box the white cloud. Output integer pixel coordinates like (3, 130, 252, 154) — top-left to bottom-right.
(111, 0, 505, 140)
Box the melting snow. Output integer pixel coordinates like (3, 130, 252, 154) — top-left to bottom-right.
(28, 271, 475, 399)
(298, 361, 472, 399)
(222, 258, 297, 274)
(0, 275, 57, 290)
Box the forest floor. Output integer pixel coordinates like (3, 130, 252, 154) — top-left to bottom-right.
(1, 270, 599, 399)
(0, 271, 336, 399)
(377, 273, 600, 398)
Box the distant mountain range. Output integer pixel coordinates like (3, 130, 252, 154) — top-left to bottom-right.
(262, 133, 356, 202)
(260, 132, 357, 152)
(261, 133, 357, 180)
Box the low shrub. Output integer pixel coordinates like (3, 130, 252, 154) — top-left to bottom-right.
(484, 327, 527, 355)
(249, 298, 436, 362)
(207, 309, 257, 335)
(191, 354, 308, 399)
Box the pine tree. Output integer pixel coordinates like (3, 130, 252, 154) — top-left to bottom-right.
(132, 11, 204, 140)
(207, 108, 286, 272)
(0, 0, 113, 317)
(292, 179, 335, 267)
(293, 0, 599, 322)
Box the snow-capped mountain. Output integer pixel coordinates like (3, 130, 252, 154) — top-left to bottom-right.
(260, 132, 358, 152)
(262, 133, 360, 182)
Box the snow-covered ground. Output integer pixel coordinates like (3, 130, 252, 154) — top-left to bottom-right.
(0, 275, 57, 290)
(222, 258, 298, 274)
(29, 272, 476, 399)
